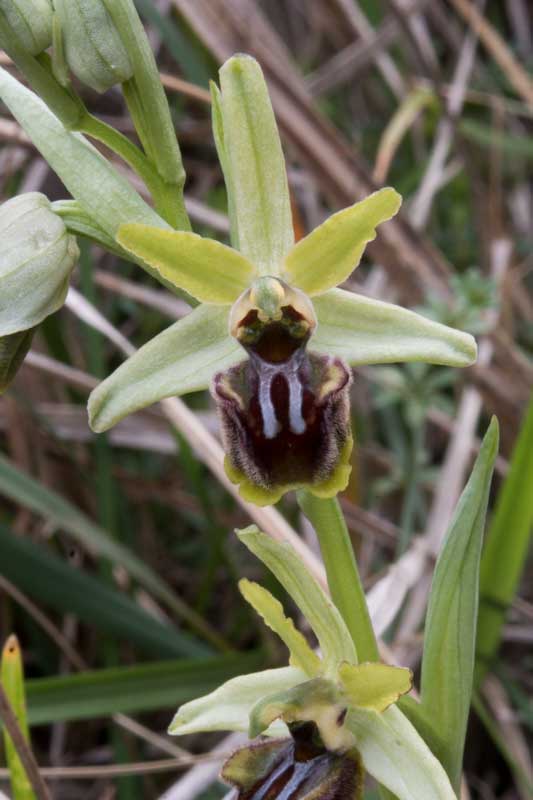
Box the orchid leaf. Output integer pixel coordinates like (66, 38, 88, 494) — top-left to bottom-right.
(168, 666, 304, 736)
(420, 418, 499, 792)
(237, 527, 356, 672)
(283, 188, 401, 296)
(0, 67, 164, 238)
(117, 225, 256, 304)
(476, 396, 533, 682)
(312, 288, 477, 367)
(88, 304, 242, 432)
(339, 662, 412, 713)
(239, 579, 321, 677)
(347, 705, 456, 800)
(218, 54, 293, 273)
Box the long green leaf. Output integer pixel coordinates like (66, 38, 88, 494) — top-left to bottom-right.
(476, 394, 533, 681)
(420, 418, 499, 792)
(26, 653, 261, 725)
(0, 525, 207, 658)
(0, 454, 225, 650)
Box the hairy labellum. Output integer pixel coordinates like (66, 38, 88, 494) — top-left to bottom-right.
(214, 296, 353, 505)
(221, 722, 363, 800)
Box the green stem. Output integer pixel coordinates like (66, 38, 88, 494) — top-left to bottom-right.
(80, 112, 190, 229)
(297, 492, 378, 662)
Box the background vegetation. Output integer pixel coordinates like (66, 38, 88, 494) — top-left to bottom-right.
(0, 1, 532, 798)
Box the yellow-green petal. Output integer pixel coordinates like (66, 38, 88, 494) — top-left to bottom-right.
(339, 662, 412, 713)
(117, 225, 256, 305)
(313, 288, 477, 367)
(283, 188, 401, 296)
(239, 579, 321, 677)
(237, 526, 356, 673)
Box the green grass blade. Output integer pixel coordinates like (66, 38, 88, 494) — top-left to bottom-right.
(0, 524, 208, 658)
(26, 653, 261, 725)
(476, 394, 533, 682)
(1, 636, 36, 800)
(420, 418, 499, 792)
(0, 454, 226, 651)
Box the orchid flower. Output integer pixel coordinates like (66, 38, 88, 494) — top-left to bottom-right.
(169, 526, 457, 800)
(86, 55, 475, 505)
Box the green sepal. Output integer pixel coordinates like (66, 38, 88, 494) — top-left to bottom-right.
(218, 54, 294, 273)
(210, 80, 239, 251)
(168, 666, 304, 736)
(339, 662, 412, 713)
(283, 188, 401, 296)
(117, 224, 257, 304)
(346, 705, 456, 800)
(312, 288, 477, 367)
(237, 527, 357, 672)
(88, 304, 242, 432)
(239, 579, 322, 677)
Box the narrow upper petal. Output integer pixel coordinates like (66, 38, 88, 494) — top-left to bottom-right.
(283, 188, 401, 296)
(312, 289, 477, 367)
(238, 527, 357, 672)
(88, 305, 242, 432)
(168, 666, 304, 736)
(117, 225, 257, 305)
(347, 705, 457, 800)
(239, 579, 322, 677)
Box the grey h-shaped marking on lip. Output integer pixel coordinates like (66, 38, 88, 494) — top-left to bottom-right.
(253, 351, 307, 440)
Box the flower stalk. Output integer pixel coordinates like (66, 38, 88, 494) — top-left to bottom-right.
(298, 493, 378, 663)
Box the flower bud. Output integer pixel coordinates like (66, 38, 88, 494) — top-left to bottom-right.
(53, 0, 133, 93)
(0, 0, 53, 55)
(0, 329, 35, 394)
(0, 192, 78, 391)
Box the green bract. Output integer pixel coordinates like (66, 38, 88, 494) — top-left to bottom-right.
(54, 0, 133, 93)
(0, 192, 79, 393)
(87, 55, 476, 505)
(0, 0, 53, 55)
(170, 527, 455, 800)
